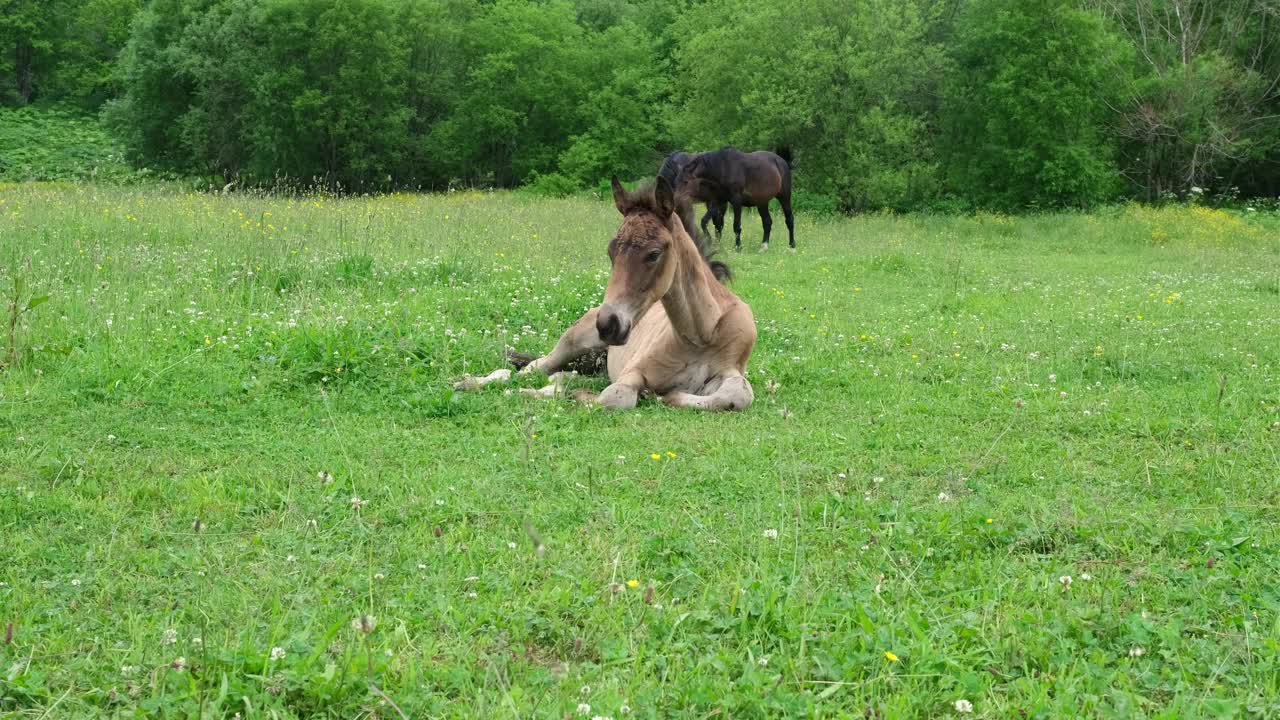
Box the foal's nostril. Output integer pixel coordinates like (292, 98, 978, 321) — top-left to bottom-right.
(597, 312, 619, 342)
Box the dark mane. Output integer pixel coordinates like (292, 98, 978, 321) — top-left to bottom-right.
(658, 152, 692, 187)
(618, 181, 731, 284)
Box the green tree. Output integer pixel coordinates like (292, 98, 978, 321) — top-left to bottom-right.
(1091, 0, 1280, 200)
(670, 0, 948, 211)
(430, 0, 596, 186)
(943, 0, 1122, 209)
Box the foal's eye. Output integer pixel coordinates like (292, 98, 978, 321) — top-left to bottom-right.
(645, 250, 662, 264)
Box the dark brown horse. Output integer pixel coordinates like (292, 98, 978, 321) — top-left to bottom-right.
(658, 151, 725, 238)
(678, 146, 795, 251)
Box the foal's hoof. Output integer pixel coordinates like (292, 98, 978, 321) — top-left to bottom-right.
(453, 368, 511, 391)
(760, 242, 769, 252)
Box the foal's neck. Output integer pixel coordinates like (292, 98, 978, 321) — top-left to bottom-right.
(661, 219, 722, 346)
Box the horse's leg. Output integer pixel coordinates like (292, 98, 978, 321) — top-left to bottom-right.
(758, 203, 773, 252)
(661, 375, 754, 412)
(779, 193, 796, 249)
(714, 202, 725, 239)
(455, 308, 604, 390)
(700, 204, 713, 237)
(731, 201, 743, 251)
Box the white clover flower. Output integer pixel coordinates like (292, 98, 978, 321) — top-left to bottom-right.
(762, 528, 778, 540)
(954, 699, 973, 713)
(270, 647, 286, 661)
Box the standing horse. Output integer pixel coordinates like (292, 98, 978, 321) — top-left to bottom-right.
(679, 146, 795, 251)
(456, 175, 757, 411)
(658, 151, 725, 238)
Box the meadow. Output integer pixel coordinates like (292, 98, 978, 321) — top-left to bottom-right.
(1, 182, 1279, 718)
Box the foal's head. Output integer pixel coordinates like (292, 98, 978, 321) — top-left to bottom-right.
(597, 175, 684, 346)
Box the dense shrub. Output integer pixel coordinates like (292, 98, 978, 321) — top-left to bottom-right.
(5, 0, 1278, 208)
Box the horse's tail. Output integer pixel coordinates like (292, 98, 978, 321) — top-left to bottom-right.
(775, 146, 793, 166)
(676, 193, 731, 284)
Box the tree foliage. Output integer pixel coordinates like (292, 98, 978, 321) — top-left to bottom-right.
(7, 0, 1280, 207)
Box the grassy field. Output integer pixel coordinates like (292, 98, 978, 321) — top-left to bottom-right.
(2, 182, 1279, 718)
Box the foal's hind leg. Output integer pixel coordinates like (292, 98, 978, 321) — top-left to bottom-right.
(455, 308, 605, 391)
(779, 193, 796, 250)
(661, 375, 754, 412)
(758, 203, 773, 252)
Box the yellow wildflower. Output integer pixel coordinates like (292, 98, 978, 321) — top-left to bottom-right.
(650, 453, 660, 460)
(884, 651, 899, 662)
(626, 579, 639, 589)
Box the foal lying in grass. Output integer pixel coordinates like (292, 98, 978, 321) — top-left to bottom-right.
(457, 175, 757, 411)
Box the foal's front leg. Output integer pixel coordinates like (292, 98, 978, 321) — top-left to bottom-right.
(661, 375, 754, 412)
(455, 308, 605, 391)
(570, 369, 642, 410)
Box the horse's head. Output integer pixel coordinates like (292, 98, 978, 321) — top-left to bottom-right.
(676, 154, 719, 201)
(599, 175, 681, 346)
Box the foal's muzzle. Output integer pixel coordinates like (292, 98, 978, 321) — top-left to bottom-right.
(596, 306, 632, 346)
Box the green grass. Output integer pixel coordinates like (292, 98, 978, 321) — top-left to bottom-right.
(2, 183, 1279, 718)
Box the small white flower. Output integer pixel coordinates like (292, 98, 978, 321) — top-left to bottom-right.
(435, 498, 445, 506)
(1059, 575, 1073, 588)
(70, 578, 81, 586)
(374, 573, 385, 581)
(1129, 646, 1145, 657)
(306, 518, 318, 528)
(757, 656, 769, 666)
(107, 434, 117, 442)
(577, 703, 592, 715)
(507, 542, 517, 549)
(172, 656, 187, 670)
(1080, 572, 1092, 580)
(192, 637, 202, 646)
(286, 555, 296, 563)
(955, 699, 973, 713)
(620, 705, 632, 715)
(762, 528, 778, 540)
(352, 614, 376, 634)
(937, 491, 950, 502)
(417, 563, 427, 570)
(1048, 374, 1057, 383)
(350, 495, 367, 509)
(270, 646, 286, 661)
(467, 592, 477, 598)
(162, 628, 178, 645)
(580, 686, 591, 695)
(872, 476, 884, 484)
(121, 665, 135, 675)
(317, 471, 333, 483)
(836, 472, 846, 479)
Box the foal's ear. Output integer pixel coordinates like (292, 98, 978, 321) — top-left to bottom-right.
(654, 175, 675, 220)
(611, 176, 628, 215)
